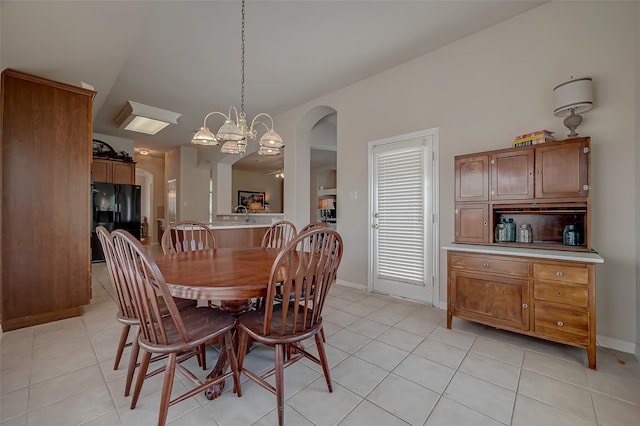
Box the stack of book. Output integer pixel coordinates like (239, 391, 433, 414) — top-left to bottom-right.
(512, 130, 555, 147)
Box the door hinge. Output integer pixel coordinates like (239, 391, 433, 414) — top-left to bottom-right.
(583, 147, 590, 154)
(583, 184, 590, 191)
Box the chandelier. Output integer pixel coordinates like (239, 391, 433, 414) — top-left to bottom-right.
(191, 0, 283, 156)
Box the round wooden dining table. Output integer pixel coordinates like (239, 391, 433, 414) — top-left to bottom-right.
(155, 246, 281, 305)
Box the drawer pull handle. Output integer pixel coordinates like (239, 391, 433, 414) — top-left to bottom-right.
(483, 262, 490, 268)
(556, 271, 564, 277)
(557, 321, 564, 327)
(522, 303, 528, 309)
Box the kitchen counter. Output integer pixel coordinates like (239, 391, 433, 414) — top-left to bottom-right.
(442, 243, 604, 264)
(208, 222, 269, 229)
(171, 223, 269, 248)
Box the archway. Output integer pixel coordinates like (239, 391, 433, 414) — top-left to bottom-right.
(291, 105, 337, 227)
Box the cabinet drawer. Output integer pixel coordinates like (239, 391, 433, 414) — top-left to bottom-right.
(533, 263, 588, 285)
(450, 254, 529, 277)
(534, 282, 588, 307)
(534, 302, 589, 345)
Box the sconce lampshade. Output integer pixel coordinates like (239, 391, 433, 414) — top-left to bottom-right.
(553, 77, 593, 137)
(249, 202, 262, 212)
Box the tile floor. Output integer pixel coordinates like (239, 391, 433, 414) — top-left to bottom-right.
(2, 261, 640, 425)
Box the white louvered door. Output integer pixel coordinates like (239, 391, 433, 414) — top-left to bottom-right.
(370, 130, 437, 304)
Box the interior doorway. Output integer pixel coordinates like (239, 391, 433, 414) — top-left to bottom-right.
(135, 168, 153, 244)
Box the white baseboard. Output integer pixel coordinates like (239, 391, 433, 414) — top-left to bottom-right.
(335, 279, 366, 290)
(596, 334, 638, 355)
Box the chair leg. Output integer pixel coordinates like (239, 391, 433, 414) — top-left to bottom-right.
(199, 344, 207, 370)
(130, 350, 151, 409)
(275, 344, 285, 426)
(157, 352, 177, 426)
(125, 336, 141, 397)
(314, 332, 333, 392)
(223, 331, 242, 398)
(114, 324, 131, 370)
(237, 330, 250, 371)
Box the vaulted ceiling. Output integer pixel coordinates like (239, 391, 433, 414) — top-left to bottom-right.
(2, 0, 546, 160)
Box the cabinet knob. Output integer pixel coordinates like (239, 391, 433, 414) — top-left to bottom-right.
(556, 271, 564, 277)
(556, 291, 563, 296)
(557, 321, 564, 327)
(483, 221, 488, 226)
(483, 262, 490, 268)
(522, 303, 528, 309)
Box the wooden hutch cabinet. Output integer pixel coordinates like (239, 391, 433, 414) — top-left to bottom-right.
(454, 138, 591, 248)
(447, 137, 603, 369)
(1, 69, 95, 330)
(92, 158, 135, 184)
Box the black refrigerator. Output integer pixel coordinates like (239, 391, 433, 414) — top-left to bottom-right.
(91, 183, 141, 262)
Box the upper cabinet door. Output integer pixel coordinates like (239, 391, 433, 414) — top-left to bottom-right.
(491, 149, 534, 201)
(112, 161, 135, 185)
(455, 154, 489, 202)
(91, 159, 111, 183)
(535, 139, 589, 199)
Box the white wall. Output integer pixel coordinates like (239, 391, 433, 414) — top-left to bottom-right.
(164, 146, 210, 223)
(635, 3, 640, 359)
(277, 1, 638, 350)
(232, 169, 283, 212)
(92, 132, 134, 157)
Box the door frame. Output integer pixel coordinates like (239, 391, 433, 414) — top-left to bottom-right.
(367, 128, 439, 305)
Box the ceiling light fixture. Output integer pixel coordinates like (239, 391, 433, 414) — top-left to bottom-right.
(115, 101, 181, 135)
(191, 0, 283, 156)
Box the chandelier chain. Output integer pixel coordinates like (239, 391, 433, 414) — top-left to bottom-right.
(240, 0, 246, 116)
(191, 0, 283, 155)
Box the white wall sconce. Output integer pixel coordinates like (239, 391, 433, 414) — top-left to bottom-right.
(553, 77, 593, 138)
(115, 101, 181, 135)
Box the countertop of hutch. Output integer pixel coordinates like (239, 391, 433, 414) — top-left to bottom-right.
(442, 243, 604, 263)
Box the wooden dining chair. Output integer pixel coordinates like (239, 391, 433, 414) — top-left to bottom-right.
(261, 220, 297, 249)
(111, 229, 242, 426)
(299, 221, 329, 233)
(237, 228, 344, 426)
(96, 226, 198, 397)
(161, 220, 216, 254)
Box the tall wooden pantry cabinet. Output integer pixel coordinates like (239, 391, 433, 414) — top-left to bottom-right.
(1, 69, 96, 331)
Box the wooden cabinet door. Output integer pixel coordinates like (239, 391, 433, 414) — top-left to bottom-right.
(450, 270, 530, 331)
(454, 204, 489, 243)
(491, 149, 534, 200)
(112, 161, 135, 184)
(455, 154, 489, 202)
(1, 69, 94, 330)
(91, 159, 111, 183)
(535, 139, 589, 199)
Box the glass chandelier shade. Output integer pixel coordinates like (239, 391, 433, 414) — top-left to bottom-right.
(191, 126, 219, 145)
(190, 0, 283, 156)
